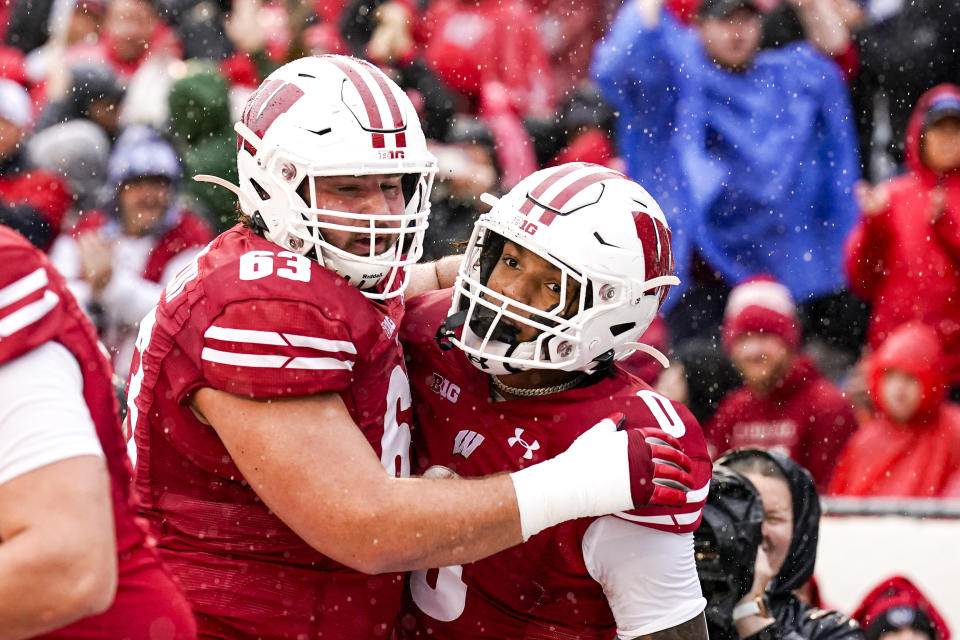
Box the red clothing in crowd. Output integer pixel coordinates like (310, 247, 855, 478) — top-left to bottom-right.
(845, 84, 960, 385)
(418, 0, 554, 117)
(706, 356, 857, 490)
(852, 576, 950, 640)
(68, 21, 182, 80)
(829, 323, 960, 498)
(0, 163, 72, 251)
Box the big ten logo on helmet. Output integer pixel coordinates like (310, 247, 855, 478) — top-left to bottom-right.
(379, 150, 405, 160)
(512, 215, 539, 236)
(430, 373, 460, 403)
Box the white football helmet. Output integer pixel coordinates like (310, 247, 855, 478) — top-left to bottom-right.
(439, 163, 680, 374)
(196, 55, 437, 299)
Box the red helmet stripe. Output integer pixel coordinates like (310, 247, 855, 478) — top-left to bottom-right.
(239, 79, 304, 153)
(518, 163, 581, 215)
(538, 169, 624, 225)
(328, 57, 387, 148)
(358, 59, 407, 148)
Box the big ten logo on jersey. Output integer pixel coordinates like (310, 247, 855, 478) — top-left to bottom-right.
(430, 373, 460, 403)
(512, 215, 538, 236)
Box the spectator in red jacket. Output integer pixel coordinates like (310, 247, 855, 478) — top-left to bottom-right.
(852, 576, 949, 640)
(0, 78, 72, 251)
(845, 83, 960, 389)
(705, 277, 857, 490)
(828, 322, 960, 497)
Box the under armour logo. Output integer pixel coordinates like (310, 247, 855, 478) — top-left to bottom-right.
(466, 353, 490, 369)
(452, 430, 485, 458)
(507, 428, 540, 460)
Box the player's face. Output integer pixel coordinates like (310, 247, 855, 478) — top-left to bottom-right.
(308, 174, 406, 256)
(744, 472, 793, 577)
(729, 333, 791, 392)
(699, 8, 762, 71)
(879, 369, 922, 423)
(118, 176, 172, 237)
(485, 240, 578, 343)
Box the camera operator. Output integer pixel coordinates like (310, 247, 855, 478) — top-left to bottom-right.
(697, 448, 864, 640)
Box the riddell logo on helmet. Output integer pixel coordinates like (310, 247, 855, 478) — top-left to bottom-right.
(379, 150, 405, 159)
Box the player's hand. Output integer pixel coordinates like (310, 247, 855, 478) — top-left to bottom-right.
(620, 422, 695, 508)
(509, 411, 695, 540)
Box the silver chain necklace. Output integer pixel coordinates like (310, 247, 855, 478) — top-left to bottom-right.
(490, 373, 585, 398)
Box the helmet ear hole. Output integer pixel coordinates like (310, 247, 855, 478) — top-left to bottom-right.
(610, 322, 635, 337)
(250, 179, 271, 201)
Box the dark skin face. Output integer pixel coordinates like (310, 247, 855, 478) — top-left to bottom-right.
(485, 240, 582, 393)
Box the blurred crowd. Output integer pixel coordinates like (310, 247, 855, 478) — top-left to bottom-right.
(0, 0, 958, 630)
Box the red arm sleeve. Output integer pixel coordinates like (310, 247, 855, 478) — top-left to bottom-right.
(199, 298, 357, 399)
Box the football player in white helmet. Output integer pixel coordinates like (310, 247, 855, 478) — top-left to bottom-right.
(131, 58, 697, 638)
(399, 163, 711, 639)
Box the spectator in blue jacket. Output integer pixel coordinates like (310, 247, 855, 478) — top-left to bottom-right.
(592, 0, 861, 348)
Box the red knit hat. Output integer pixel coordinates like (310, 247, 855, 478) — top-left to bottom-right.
(722, 276, 800, 352)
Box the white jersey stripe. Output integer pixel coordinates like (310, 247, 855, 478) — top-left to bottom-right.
(0, 268, 48, 310)
(613, 508, 703, 526)
(201, 348, 289, 368)
(286, 357, 354, 371)
(201, 348, 355, 371)
(0, 290, 59, 338)
(204, 326, 358, 355)
(283, 333, 357, 354)
(204, 325, 286, 345)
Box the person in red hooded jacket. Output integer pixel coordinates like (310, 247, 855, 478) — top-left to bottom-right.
(705, 276, 858, 491)
(845, 83, 960, 389)
(828, 322, 960, 497)
(852, 576, 950, 640)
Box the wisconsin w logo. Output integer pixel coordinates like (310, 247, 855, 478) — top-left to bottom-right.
(452, 430, 485, 459)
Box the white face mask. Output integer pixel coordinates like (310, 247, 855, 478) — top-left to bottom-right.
(457, 324, 542, 376)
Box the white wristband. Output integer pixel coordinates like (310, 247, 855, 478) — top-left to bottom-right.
(509, 426, 633, 540)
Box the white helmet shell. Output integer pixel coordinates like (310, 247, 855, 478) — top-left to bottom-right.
(222, 55, 438, 299)
(444, 162, 679, 374)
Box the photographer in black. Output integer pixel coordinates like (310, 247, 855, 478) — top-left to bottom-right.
(696, 449, 864, 640)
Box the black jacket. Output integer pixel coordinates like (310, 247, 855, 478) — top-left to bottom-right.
(716, 450, 864, 640)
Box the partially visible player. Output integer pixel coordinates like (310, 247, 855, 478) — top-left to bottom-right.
(129, 57, 695, 639)
(397, 163, 711, 639)
(0, 225, 196, 639)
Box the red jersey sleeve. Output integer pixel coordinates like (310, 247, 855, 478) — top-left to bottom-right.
(0, 232, 66, 365)
(200, 298, 357, 398)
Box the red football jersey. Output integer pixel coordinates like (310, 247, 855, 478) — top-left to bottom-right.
(128, 225, 413, 639)
(397, 291, 711, 640)
(0, 226, 195, 639)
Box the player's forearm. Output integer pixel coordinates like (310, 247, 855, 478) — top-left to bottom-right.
(405, 254, 462, 298)
(335, 473, 523, 574)
(0, 529, 117, 639)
